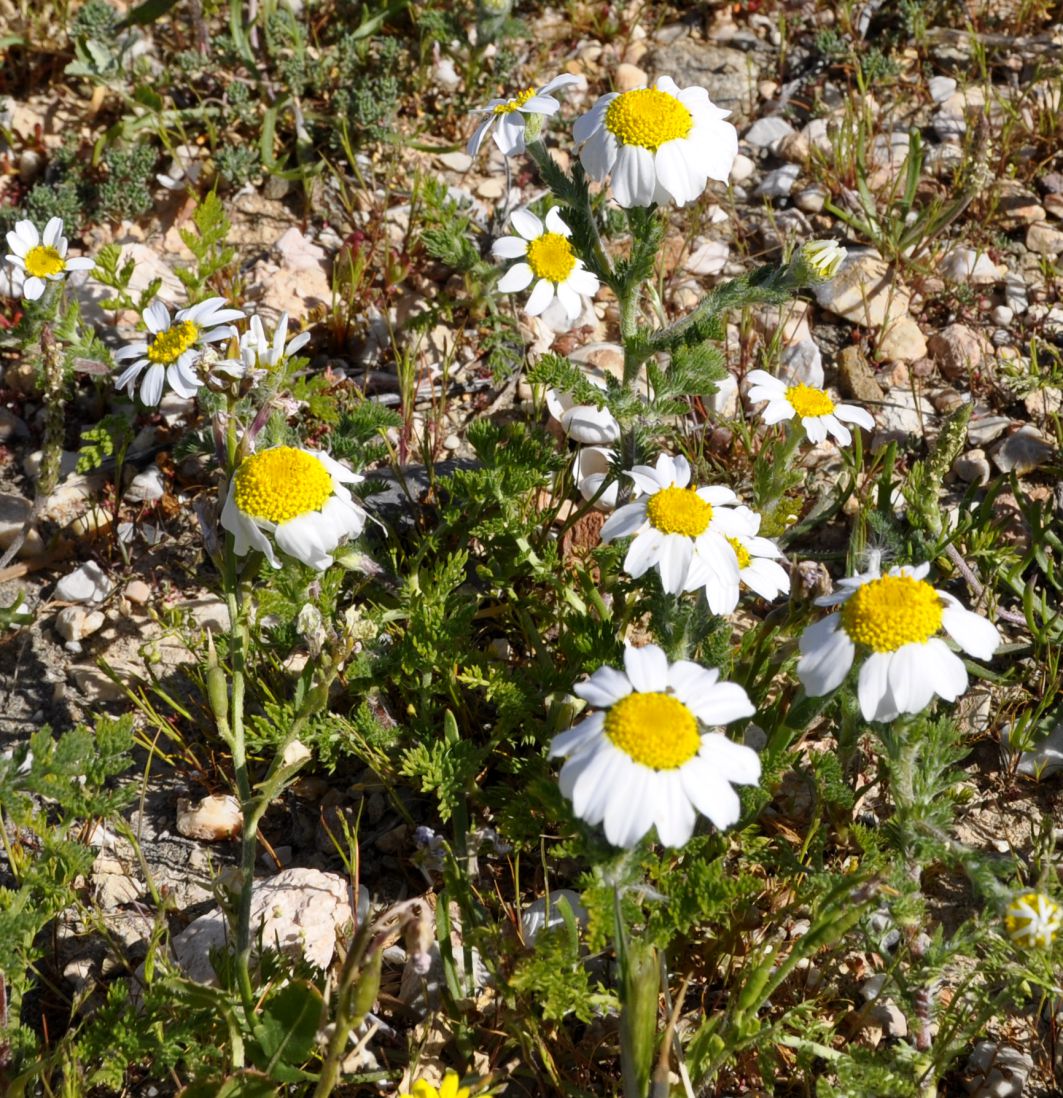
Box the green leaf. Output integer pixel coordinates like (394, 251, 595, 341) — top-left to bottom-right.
(251, 980, 323, 1075)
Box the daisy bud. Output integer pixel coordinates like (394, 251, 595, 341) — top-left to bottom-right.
(792, 239, 847, 283)
(1004, 891, 1061, 949)
(297, 602, 327, 657)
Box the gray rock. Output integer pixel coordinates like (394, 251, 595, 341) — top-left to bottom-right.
(754, 164, 800, 197)
(931, 110, 966, 141)
(743, 115, 795, 151)
(55, 606, 105, 644)
(940, 247, 1004, 285)
(1004, 273, 1028, 314)
(730, 153, 756, 183)
(54, 561, 113, 604)
(794, 186, 825, 213)
(929, 75, 957, 103)
(874, 386, 923, 443)
(647, 39, 761, 125)
(1008, 720, 1063, 779)
(967, 415, 1012, 447)
(952, 449, 991, 485)
(991, 305, 1014, 326)
(124, 466, 166, 503)
(779, 340, 824, 387)
(1027, 222, 1063, 256)
(990, 426, 1055, 475)
(927, 323, 986, 381)
(878, 316, 927, 363)
(813, 249, 910, 329)
(0, 407, 29, 441)
(868, 1000, 908, 1039)
(965, 1041, 1033, 1098)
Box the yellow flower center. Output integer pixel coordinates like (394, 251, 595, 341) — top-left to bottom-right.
(604, 691, 700, 770)
(646, 485, 712, 537)
(24, 244, 65, 279)
(727, 536, 751, 570)
(493, 87, 536, 115)
(525, 232, 577, 283)
(604, 87, 693, 151)
(232, 447, 334, 523)
(840, 575, 944, 652)
(1005, 892, 1060, 948)
(147, 320, 200, 366)
(785, 384, 835, 418)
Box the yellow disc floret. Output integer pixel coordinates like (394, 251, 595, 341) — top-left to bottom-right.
(605, 88, 693, 151)
(24, 244, 65, 279)
(1005, 892, 1061, 949)
(525, 233, 577, 283)
(840, 575, 944, 652)
(727, 536, 751, 570)
(233, 447, 334, 523)
(147, 320, 200, 366)
(646, 485, 712, 537)
(786, 384, 835, 418)
(493, 87, 537, 115)
(604, 691, 700, 769)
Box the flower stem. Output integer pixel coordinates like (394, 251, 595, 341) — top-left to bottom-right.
(759, 422, 805, 524)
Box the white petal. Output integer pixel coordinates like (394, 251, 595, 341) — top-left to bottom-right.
(688, 682, 754, 727)
(510, 208, 543, 241)
(655, 139, 706, 207)
(681, 764, 741, 832)
(624, 643, 669, 693)
(42, 217, 63, 246)
(924, 637, 969, 702)
(887, 643, 938, 716)
(139, 363, 166, 406)
(166, 361, 201, 398)
(604, 766, 655, 848)
(667, 660, 719, 701)
(611, 144, 657, 208)
(144, 299, 171, 333)
(834, 404, 875, 430)
(746, 369, 784, 392)
(578, 124, 618, 180)
(699, 734, 761, 784)
(497, 263, 535, 293)
(494, 113, 527, 156)
(742, 558, 790, 600)
(549, 712, 606, 757)
(653, 771, 696, 847)
(797, 615, 855, 696)
(857, 652, 895, 723)
(572, 96, 614, 144)
(566, 267, 600, 296)
(544, 207, 572, 236)
(556, 283, 582, 320)
(524, 278, 555, 316)
(23, 276, 45, 300)
(575, 667, 633, 709)
(657, 534, 693, 594)
(491, 235, 529, 259)
(538, 74, 581, 97)
(940, 600, 1000, 661)
(803, 417, 828, 444)
(600, 502, 647, 542)
(761, 400, 796, 425)
(64, 256, 95, 271)
(690, 118, 739, 183)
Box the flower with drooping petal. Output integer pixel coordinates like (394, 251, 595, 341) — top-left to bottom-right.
(686, 508, 790, 612)
(572, 75, 738, 208)
(467, 74, 581, 157)
(572, 445, 621, 510)
(493, 207, 599, 321)
(599, 453, 758, 597)
(400, 1071, 472, 1098)
(800, 239, 847, 281)
(114, 297, 245, 406)
(550, 643, 759, 848)
(796, 561, 1001, 722)
(546, 373, 620, 445)
(5, 218, 94, 301)
(1004, 891, 1061, 949)
(220, 446, 369, 571)
(746, 370, 875, 446)
(216, 311, 311, 384)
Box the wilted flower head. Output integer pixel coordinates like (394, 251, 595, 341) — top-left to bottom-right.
(1005, 891, 1061, 949)
(797, 239, 847, 282)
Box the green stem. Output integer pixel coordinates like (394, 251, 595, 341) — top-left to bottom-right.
(759, 422, 805, 523)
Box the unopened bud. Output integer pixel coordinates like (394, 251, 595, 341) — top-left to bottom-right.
(798, 239, 847, 282)
(349, 943, 383, 1027)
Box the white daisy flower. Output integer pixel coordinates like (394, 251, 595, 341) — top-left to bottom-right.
(5, 218, 95, 301)
(220, 446, 369, 571)
(493, 207, 600, 321)
(796, 561, 1001, 722)
(546, 373, 620, 445)
(800, 239, 847, 281)
(1004, 891, 1061, 949)
(599, 453, 758, 597)
(746, 370, 875, 447)
(217, 311, 311, 382)
(572, 75, 738, 209)
(467, 74, 581, 157)
(686, 509, 790, 612)
(550, 643, 759, 848)
(572, 445, 621, 510)
(114, 297, 245, 406)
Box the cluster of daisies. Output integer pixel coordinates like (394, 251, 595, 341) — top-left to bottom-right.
(4, 216, 367, 576)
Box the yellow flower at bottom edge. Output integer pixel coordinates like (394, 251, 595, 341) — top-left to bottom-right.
(401, 1070, 472, 1098)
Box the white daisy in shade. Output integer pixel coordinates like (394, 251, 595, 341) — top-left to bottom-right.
(546, 373, 620, 445)
(467, 74, 581, 157)
(220, 446, 368, 571)
(796, 561, 1001, 722)
(114, 297, 245, 406)
(493, 207, 600, 321)
(5, 218, 94, 301)
(1005, 891, 1061, 949)
(686, 509, 790, 613)
(572, 75, 738, 208)
(746, 370, 874, 446)
(550, 643, 759, 848)
(599, 453, 758, 597)
(572, 445, 622, 510)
